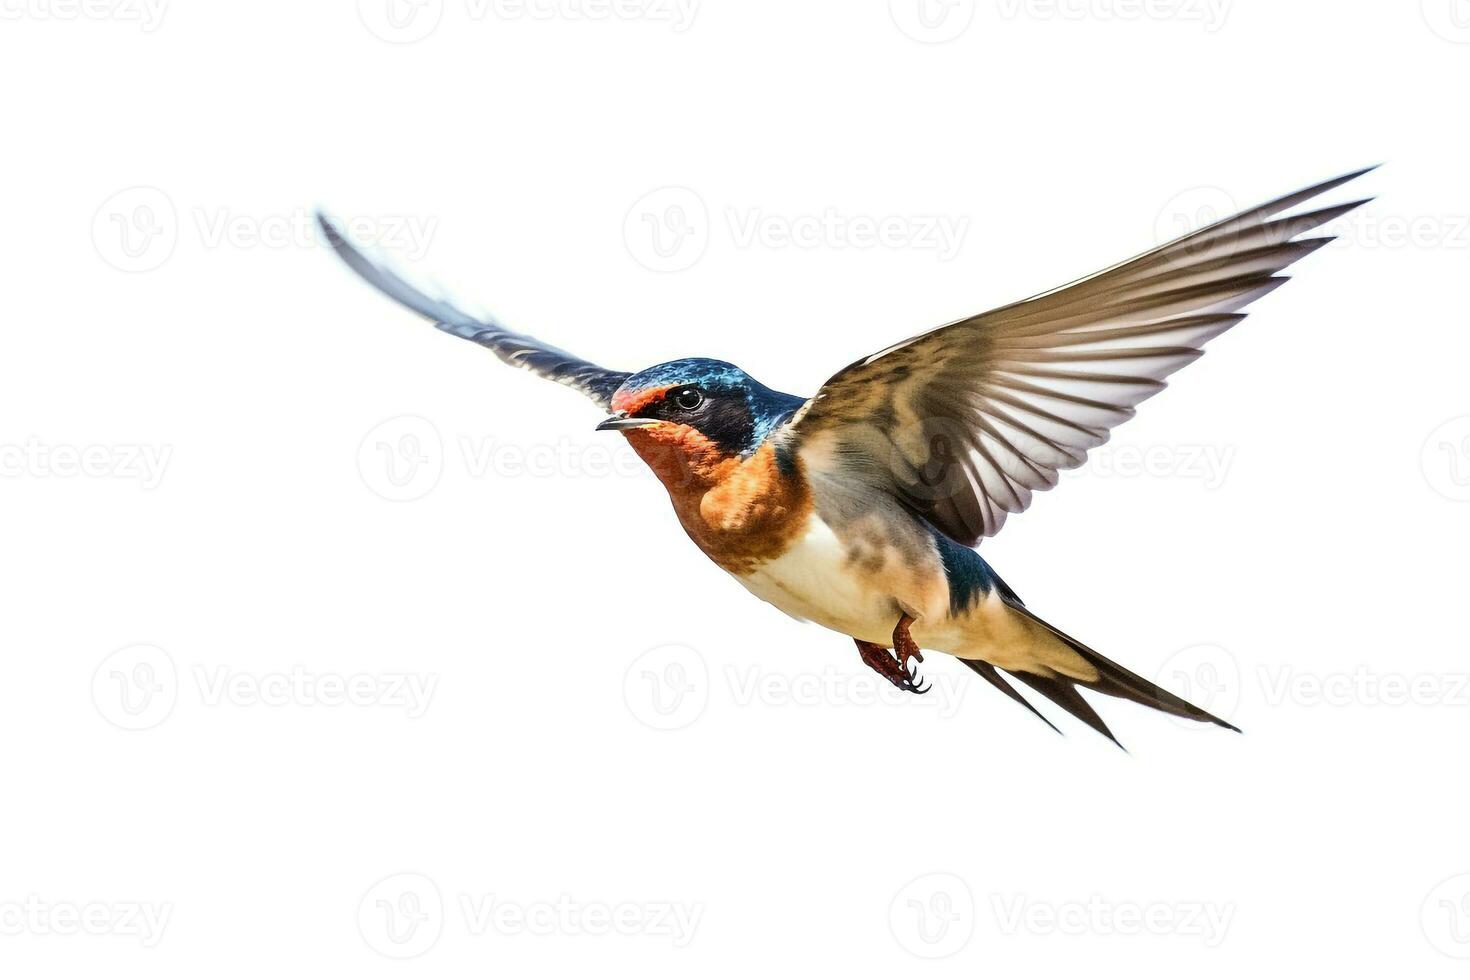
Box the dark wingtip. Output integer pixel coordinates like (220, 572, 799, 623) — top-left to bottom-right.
(1316, 164, 1381, 194)
(314, 210, 363, 266)
(314, 209, 342, 245)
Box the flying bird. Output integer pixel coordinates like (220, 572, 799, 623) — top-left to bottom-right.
(319, 168, 1374, 747)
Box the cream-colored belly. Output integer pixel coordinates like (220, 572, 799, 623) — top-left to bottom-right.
(734, 513, 947, 645)
(730, 514, 1089, 676)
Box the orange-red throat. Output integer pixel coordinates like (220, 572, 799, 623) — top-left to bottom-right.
(595, 359, 813, 572)
(620, 426, 811, 575)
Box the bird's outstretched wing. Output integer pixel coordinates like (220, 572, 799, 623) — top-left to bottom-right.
(317, 213, 630, 410)
(785, 168, 1376, 545)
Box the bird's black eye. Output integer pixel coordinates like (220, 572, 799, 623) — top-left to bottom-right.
(672, 387, 704, 411)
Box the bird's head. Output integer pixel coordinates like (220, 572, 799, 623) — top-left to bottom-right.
(597, 358, 804, 489)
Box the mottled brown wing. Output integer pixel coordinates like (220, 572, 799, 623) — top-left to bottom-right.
(786, 168, 1375, 545)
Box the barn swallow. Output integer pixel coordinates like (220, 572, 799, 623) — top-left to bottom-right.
(319, 167, 1373, 746)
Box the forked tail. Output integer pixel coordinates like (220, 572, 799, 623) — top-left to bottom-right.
(960, 598, 1241, 750)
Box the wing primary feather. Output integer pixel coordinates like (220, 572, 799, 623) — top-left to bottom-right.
(317, 212, 630, 409)
(784, 168, 1377, 543)
(1175, 167, 1378, 247)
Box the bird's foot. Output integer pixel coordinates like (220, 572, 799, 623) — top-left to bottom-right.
(855, 639, 931, 695)
(893, 613, 925, 672)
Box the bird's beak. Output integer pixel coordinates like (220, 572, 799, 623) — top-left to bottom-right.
(596, 413, 660, 431)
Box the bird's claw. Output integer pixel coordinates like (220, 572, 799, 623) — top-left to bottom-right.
(855, 639, 931, 695)
(884, 649, 931, 695)
(900, 656, 931, 695)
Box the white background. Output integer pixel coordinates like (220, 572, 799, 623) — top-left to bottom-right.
(2, 0, 1468, 975)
